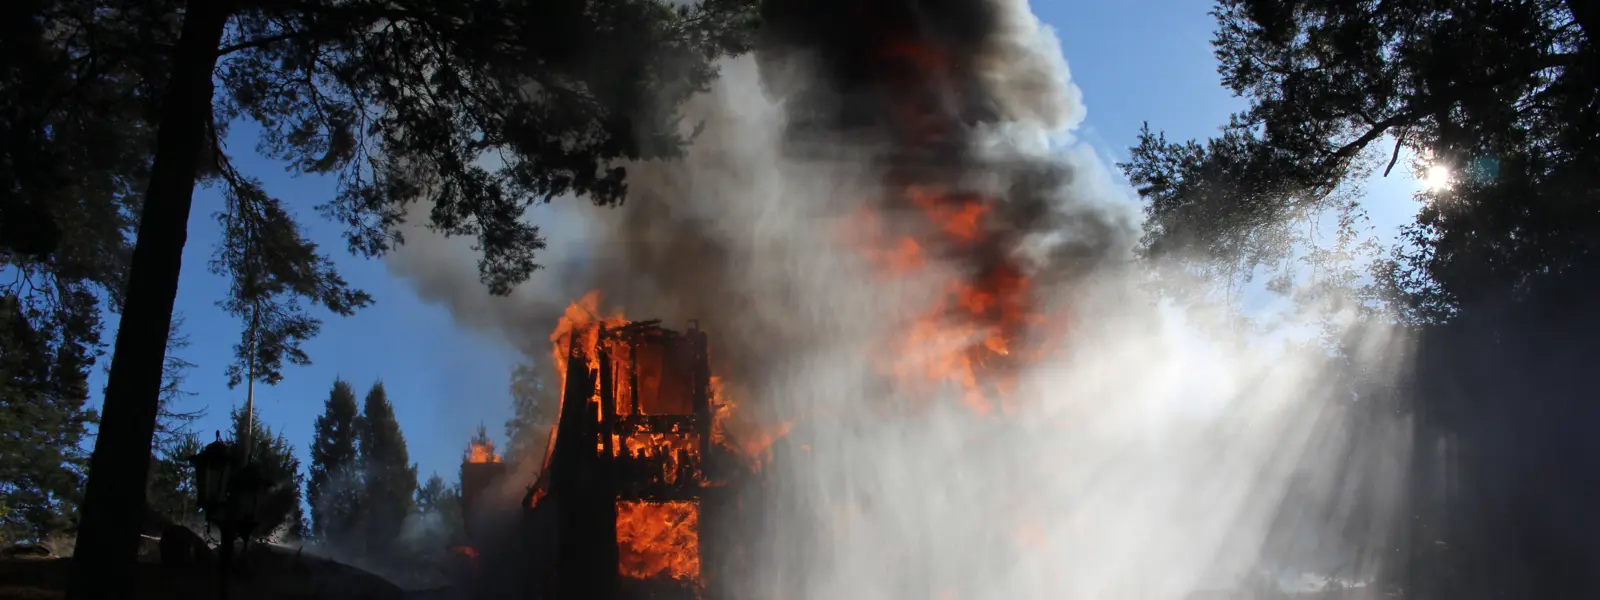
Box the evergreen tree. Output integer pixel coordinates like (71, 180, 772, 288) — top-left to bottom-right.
(1121, 0, 1597, 319)
(1118, 2, 1600, 596)
(356, 382, 417, 553)
(144, 432, 203, 527)
(415, 473, 465, 547)
(153, 315, 205, 446)
(63, 0, 758, 592)
(307, 378, 361, 544)
(4, 0, 151, 547)
(0, 294, 97, 544)
(227, 406, 306, 541)
(140, 316, 208, 527)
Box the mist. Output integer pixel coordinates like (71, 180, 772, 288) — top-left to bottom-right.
(383, 0, 1412, 597)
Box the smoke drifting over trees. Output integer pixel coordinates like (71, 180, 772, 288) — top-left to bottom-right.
(386, 0, 1412, 598)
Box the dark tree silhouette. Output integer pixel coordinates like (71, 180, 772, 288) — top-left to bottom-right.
(0, 294, 97, 544)
(355, 381, 415, 554)
(307, 377, 361, 544)
(62, 0, 758, 594)
(227, 406, 307, 541)
(1121, 2, 1600, 597)
(1121, 0, 1597, 320)
(144, 432, 203, 527)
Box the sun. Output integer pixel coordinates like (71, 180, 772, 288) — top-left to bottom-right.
(1422, 164, 1453, 192)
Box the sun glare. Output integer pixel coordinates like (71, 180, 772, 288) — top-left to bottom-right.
(1422, 164, 1453, 192)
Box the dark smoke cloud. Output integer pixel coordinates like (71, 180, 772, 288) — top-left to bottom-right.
(384, 2, 1405, 598)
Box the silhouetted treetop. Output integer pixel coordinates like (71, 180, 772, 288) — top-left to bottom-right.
(1123, 0, 1597, 321)
(215, 0, 759, 294)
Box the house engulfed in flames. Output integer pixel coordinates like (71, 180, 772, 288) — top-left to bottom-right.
(460, 315, 741, 600)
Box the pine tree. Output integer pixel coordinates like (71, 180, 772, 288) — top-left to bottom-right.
(0, 294, 97, 543)
(144, 432, 203, 527)
(140, 316, 208, 527)
(1121, 0, 1597, 319)
(415, 473, 465, 547)
(356, 382, 417, 553)
(64, 0, 758, 592)
(307, 378, 361, 545)
(227, 406, 306, 541)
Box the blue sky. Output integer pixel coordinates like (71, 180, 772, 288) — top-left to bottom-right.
(87, 0, 1425, 488)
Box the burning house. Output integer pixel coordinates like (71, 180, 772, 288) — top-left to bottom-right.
(533, 318, 717, 600)
(440, 0, 1131, 595)
(460, 436, 506, 549)
(453, 306, 747, 600)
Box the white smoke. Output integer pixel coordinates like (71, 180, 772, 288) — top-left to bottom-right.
(384, 1, 1412, 598)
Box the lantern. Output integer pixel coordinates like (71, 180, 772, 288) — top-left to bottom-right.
(188, 432, 233, 519)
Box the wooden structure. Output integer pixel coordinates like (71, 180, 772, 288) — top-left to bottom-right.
(523, 321, 719, 600)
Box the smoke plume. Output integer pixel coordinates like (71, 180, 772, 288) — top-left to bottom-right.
(386, 0, 1410, 597)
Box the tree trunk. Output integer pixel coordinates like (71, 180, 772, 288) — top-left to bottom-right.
(65, 1, 228, 598)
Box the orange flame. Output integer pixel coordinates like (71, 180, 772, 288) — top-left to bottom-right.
(466, 439, 501, 464)
(615, 501, 700, 581)
(550, 291, 631, 378)
(709, 376, 794, 470)
(546, 292, 793, 469)
(845, 33, 1070, 416)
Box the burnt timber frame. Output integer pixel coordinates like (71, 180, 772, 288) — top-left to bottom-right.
(531, 320, 716, 600)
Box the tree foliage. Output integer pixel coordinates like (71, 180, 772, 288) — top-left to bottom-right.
(414, 472, 464, 546)
(505, 361, 558, 463)
(1122, 0, 1598, 321)
(1123, 2, 1600, 596)
(188, 0, 765, 388)
(0, 0, 150, 311)
(51, 0, 754, 591)
(227, 405, 306, 541)
(355, 381, 415, 552)
(0, 294, 97, 543)
(307, 377, 361, 544)
(144, 432, 203, 526)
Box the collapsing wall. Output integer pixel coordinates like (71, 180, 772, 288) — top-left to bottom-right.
(523, 320, 722, 600)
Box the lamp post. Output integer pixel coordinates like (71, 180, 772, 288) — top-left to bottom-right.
(189, 433, 233, 517)
(188, 432, 270, 600)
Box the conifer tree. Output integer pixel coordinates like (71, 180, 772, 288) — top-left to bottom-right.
(356, 382, 417, 553)
(414, 473, 465, 546)
(144, 433, 203, 527)
(228, 406, 306, 541)
(61, 1, 759, 591)
(307, 378, 361, 544)
(0, 294, 96, 543)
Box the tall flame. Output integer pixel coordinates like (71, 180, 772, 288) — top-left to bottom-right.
(550, 290, 630, 377)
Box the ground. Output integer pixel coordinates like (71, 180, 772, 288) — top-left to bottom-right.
(0, 545, 413, 600)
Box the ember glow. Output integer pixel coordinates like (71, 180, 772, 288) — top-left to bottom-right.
(616, 501, 701, 581)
